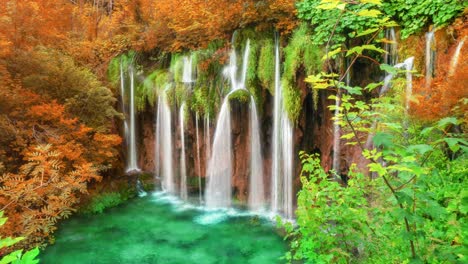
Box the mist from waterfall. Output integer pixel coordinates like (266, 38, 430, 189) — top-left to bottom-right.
(271, 35, 294, 219)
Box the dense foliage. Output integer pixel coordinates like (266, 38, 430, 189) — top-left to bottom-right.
(0, 212, 39, 263)
(383, 0, 467, 39)
(287, 0, 467, 263)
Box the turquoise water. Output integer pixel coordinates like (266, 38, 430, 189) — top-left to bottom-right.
(40, 193, 287, 264)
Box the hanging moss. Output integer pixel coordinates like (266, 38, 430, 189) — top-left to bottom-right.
(282, 78, 302, 123)
(258, 38, 275, 94)
(282, 24, 324, 122)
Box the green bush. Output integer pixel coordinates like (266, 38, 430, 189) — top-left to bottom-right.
(80, 192, 126, 215)
(383, 0, 467, 39)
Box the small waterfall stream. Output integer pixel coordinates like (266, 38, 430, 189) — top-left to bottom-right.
(127, 67, 140, 172)
(205, 99, 233, 208)
(179, 103, 188, 200)
(156, 91, 175, 193)
(195, 113, 202, 204)
(271, 35, 294, 219)
(425, 30, 436, 90)
(248, 97, 265, 211)
(449, 37, 465, 76)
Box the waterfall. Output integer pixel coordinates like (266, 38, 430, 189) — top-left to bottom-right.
(332, 89, 341, 174)
(248, 97, 265, 211)
(404, 57, 415, 112)
(182, 55, 194, 83)
(155, 97, 161, 179)
(119, 62, 129, 144)
(271, 35, 294, 218)
(179, 103, 188, 200)
(126, 67, 140, 173)
(205, 114, 211, 164)
(449, 37, 465, 76)
(425, 30, 436, 90)
(155, 91, 175, 193)
(205, 99, 233, 208)
(195, 112, 202, 204)
(205, 40, 251, 209)
(384, 28, 398, 66)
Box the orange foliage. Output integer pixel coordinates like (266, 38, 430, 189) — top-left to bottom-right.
(410, 22, 468, 122)
(0, 64, 121, 250)
(137, 0, 297, 52)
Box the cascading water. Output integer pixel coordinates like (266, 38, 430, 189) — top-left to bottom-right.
(195, 113, 202, 204)
(425, 30, 436, 90)
(205, 99, 233, 208)
(248, 97, 265, 211)
(449, 37, 465, 76)
(384, 28, 398, 66)
(271, 35, 294, 219)
(155, 91, 175, 193)
(179, 103, 188, 200)
(205, 40, 251, 209)
(204, 114, 211, 165)
(332, 89, 341, 174)
(119, 62, 129, 143)
(182, 55, 194, 83)
(127, 67, 140, 172)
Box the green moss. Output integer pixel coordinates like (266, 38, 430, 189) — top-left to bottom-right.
(258, 39, 275, 93)
(228, 89, 250, 104)
(282, 24, 324, 122)
(282, 79, 302, 123)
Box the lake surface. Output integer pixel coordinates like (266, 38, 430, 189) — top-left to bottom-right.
(40, 193, 287, 264)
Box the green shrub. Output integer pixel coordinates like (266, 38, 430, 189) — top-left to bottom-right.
(80, 192, 126, 214)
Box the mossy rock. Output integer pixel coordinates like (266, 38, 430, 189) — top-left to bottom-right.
(228, 89, 250, 104)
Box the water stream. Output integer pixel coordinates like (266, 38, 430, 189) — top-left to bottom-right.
(179, 103, 187, 200)
(271, 35, 294, 219)
(127, 67, 140, 172)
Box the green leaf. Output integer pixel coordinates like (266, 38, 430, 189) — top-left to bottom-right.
(0, 250, 23, 264)
(408, 144, 433, 155)
(322, 47, 342, 61)
(437, 117, 459, 129)
(356, 28, 379, 37)
(380, 64, 398, 75)
(0, 237, 23, 248)
(373, 132, 393, 148)
(444, 138, 461, 152)
(360, 0, 382, 5)
(19, 247, 40, 264)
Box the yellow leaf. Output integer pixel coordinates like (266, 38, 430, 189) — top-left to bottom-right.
(357, 9, 382, 17)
